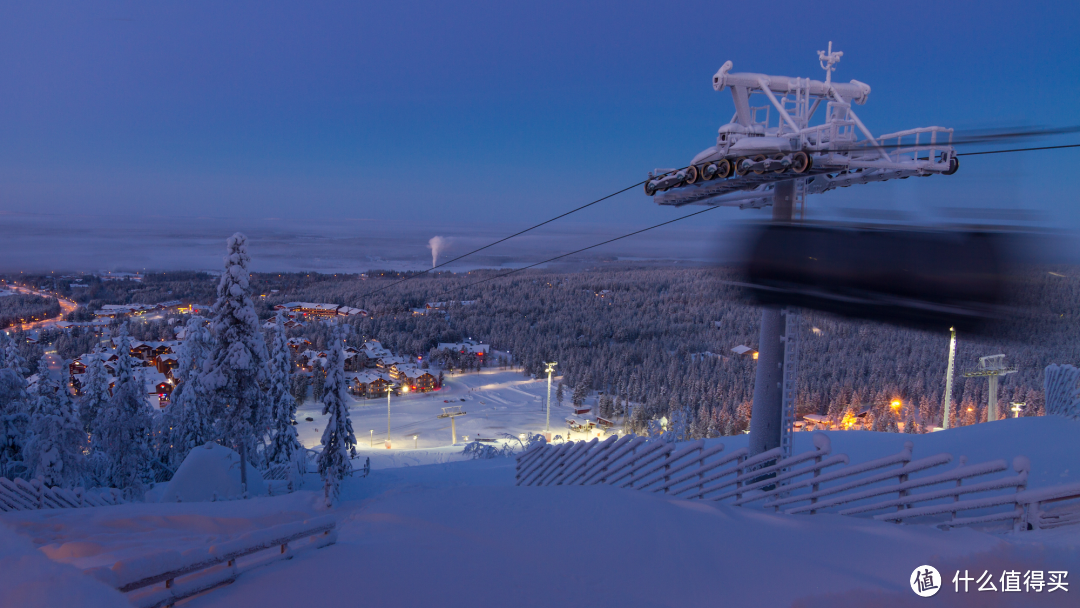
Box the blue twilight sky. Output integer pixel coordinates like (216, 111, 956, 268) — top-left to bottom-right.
(0, 0, 1078, 233)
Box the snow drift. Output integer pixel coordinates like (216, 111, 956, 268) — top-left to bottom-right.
(0, 523, 128, 608)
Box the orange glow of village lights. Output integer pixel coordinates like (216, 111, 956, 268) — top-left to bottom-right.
(890, 399, 902, 409)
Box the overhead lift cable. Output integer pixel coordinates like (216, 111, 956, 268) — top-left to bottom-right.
(357, 179, 647, 299)
(426, 205, 723, 299)
(957, 143, 1080, 156)
(358, 140, 1079, 301)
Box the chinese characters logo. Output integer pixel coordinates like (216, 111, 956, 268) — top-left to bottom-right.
(910, 565, 941, 597)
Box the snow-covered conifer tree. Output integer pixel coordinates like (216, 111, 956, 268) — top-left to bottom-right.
(291, 371, 309, 403)
(556, 381, 565, 406)
(902, 404, 917, 434)
(311, 359, 325, 402)
(202, 233, 270, 489)
(265, 313, 303, 471)
(0, 331, 30, 478)
(317, 325, 356, 506)
(77, 349, 110, 433)
(158, 316, 215, 467)
(93, 334, 153, 496)
(25, 369, 86, 488)
(572, 376, 589, 406)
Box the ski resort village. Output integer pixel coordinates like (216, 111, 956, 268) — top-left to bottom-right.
(3, 3, 1080, 608)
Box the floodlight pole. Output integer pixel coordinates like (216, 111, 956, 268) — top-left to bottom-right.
(943, 327, 957, 429)
(544, 362, 557, 434)
(387, 386, 392, 448)
(749, 180, 794, 458)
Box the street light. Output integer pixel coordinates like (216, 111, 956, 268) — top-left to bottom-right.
(544, 362, 557, 437)
(386, 386, 394, 449)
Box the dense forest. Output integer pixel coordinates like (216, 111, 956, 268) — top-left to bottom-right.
(265, 265, 1079, 435)
(0, 294, 61, 329)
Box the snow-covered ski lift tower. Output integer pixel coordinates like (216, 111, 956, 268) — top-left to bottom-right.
(647, 43, 960, 460)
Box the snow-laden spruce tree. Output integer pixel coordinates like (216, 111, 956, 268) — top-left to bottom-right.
(0, 331, 31, 478)
(92, 334, 153, 496)
(902, 403, 917, 434)
(265, 313, 303, 472)
(159, 315, 216, 467)
(25, 369, 86, 488)
(572, 376, 589, 407)
(77, 348, 110, 433)
(311, 359, 325, 402)
(202, 233, 270, 491)
(317, 324, 356, 506)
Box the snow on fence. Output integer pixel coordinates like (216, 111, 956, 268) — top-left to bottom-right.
(516, 433, 1073, 531)
(85, 516, 337, 608)
(0, 476, 124, 511)
(1017, 482, 1080, 530)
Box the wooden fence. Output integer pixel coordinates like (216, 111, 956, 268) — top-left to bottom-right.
(84, 516, 337, 608)
(0, 476, 124, 511)
(516, 433, 1075, 531)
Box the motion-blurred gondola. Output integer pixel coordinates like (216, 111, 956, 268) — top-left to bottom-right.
(736, 223, 1011, 333)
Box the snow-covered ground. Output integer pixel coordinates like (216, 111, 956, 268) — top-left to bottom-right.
(3, 394, 1079, 607)
(293, 369, 591, 468)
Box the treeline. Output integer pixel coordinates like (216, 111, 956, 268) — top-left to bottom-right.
(0, 294, 61, 329)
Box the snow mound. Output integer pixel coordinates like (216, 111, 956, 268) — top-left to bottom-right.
(159, 442, 266, 502)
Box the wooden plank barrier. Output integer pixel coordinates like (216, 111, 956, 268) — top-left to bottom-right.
(84, 516, 337, 608)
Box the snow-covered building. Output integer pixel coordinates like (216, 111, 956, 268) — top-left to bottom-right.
(126, 340, 180, 361)
(389, 363, 438, 391)
(348, 371, 392, 398)
(69, 350, 119, 378)
(731, 344, 758, 359)
(94, 303, 156, 318)
(144, 370, 175, 407)
(299, 349, 328, 370)
(274, 302, 368, 318)
(154, 353, 179, 377)
(286, 337, 312, 350)
(54, 320, 110, 335)
(177, 303, 213, 315)
(377, 355, 410, 371)
(437, 339, 489, 356)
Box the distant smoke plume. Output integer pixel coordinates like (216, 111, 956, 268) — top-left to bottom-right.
(428, 236, 449, 268)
